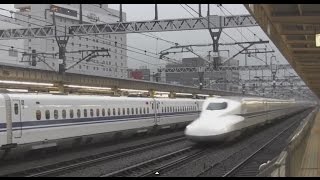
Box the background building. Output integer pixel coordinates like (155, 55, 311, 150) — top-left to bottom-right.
(128, 66, 151, 81)
(165, 56, 240, 91)
(0, 4, 128, 78)
(0, 19, 25, 67)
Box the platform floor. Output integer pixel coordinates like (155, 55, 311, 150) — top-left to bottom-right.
(299, 111, 320, 176)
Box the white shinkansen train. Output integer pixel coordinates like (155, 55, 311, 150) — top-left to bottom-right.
(185, 96, 314, 142)
(0, 93, 204, 157)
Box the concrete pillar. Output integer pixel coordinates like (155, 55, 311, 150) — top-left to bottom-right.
(111, 87, 121, 96)
(169, 92, 176, 98)
(54, 82, 65, 93)
(149, 89, 156, 98)
(192, 94, 197, 99)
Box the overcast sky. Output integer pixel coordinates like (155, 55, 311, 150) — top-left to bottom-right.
(0, 4, 295, 78)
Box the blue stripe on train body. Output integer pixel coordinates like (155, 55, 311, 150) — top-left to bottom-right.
(0, 111, 201, 132)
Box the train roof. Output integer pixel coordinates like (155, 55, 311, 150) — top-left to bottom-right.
(2, 93, 203, 102)
(209, 96, 295, 102)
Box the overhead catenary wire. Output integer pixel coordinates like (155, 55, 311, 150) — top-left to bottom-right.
(89, 4, 178, 46)
(0, 10, 173, 69)
(0, 7, 180, 66)
(0, 23, 161, 71)
(219, 5, 275, 55)
(180, 4, 241, 53)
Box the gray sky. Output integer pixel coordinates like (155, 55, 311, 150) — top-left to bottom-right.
(0, 4, 293, 77)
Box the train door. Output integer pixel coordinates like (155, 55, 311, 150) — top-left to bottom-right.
(12, 99, 22, 138)
(152, 99, 159, 126)
(155, 101, 161, 125)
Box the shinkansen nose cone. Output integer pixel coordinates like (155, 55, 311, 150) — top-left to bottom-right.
(184, 115, 244, 142)
(184, 98, 242, 142)
(184, 117, 227, 142)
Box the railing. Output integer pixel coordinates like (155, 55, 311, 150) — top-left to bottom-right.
(257, 107, 319, 177)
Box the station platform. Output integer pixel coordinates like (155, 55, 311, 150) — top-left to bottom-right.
(299, 111, 320, 176)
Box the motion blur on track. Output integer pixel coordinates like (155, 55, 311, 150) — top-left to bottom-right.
(185, 96, 314, 142)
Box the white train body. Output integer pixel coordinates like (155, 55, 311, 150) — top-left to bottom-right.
(185, 96, 312, 142)
(0, 94, 203, 157)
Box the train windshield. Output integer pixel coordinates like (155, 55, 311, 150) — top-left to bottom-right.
(206, 102, 227, 110)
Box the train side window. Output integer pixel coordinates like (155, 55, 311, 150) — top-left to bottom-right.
(139, 108, 142, 114)
(62, 109, 66, 119)
(77, 109, 81, 118)
(96, 109, 100, 117)
(113, 108, 116, 116)
(54, 110, 58, 119)
(157, 103, 159, 109)
(152, 103, 154, 109)
(45, 110, 50, 120)
(90, 109, 94, 117)
(102, 108, 106, 116)
(143, 107, 146, 114)
(123, 108, 125, 115)
(14, 103, 19, 115)
(147, 107, 149, 114)
(161, 107, 163, 113)
(108, 108, 111, 116)
(70, 109, 74, 118)
(36, 110, 41, 120)
(132, 108, 134, 115)
(84, 109, 87, 117)
(136, 108, 138, 114)
(118, 108, 121, 115)
(127, 108, 130, 115)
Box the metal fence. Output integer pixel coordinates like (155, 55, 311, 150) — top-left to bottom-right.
(257, 107, 319, 177)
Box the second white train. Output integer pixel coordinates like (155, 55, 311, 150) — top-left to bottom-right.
(0, 93, 204, 158)
(185, 96, 313, 142)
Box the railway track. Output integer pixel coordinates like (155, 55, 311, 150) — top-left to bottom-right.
(3, 134, 187, 177)
(222, 114, 303, 177)
(195, 108, 310, 177)
(101, 146, 209, 177)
